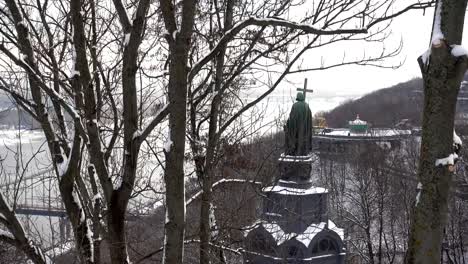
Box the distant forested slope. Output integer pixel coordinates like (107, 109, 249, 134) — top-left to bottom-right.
(322, 78, 423, 128)
(322, 76, 468, 128)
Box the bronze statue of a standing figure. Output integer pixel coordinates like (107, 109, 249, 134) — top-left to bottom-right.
(284, 92, 313, 156)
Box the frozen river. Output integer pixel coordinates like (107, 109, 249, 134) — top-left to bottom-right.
(0, 129, 62, 249)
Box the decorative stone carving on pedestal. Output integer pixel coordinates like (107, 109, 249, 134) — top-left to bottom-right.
(243, 94, 346, 263)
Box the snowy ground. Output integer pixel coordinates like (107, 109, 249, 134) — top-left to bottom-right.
(320, 128, 412, 137)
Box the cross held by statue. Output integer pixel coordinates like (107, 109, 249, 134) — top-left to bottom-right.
(297, 78, 313, 98)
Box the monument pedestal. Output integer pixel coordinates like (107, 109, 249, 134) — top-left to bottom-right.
(243, 153, 346, 264)
(278, 154, 313, 182)
(262, 180, 328, 233)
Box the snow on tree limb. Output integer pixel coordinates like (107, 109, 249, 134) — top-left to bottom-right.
(71, 70, 81, 77)
(189, 17, 368, 82)
(123, 33, 131, 46)
(454, 130, 463, 146)
(137, 238, 243, 263)
(451, 45, 468, 57)
(132, 130, 142, 141)
(85, 219, 95, 261)
(0, 229, 15, 240)
(163, 134, 173, 153)
(189, 1, 436, 82)
(58, 154, 70, 177)
(435, 153, 458, 166)
(0, 212, 6, 223)
(138, 104, 170, 142)
(431, 0, 444, 47)
(415, 182, 423, 206)
(185, 178, 262, 206)
(421, 49, 431, 65)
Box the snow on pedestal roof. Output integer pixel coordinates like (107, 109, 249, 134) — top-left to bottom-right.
(327, 220, 344, 241)
(263, 185, 328, 195)
(244, 220, 344, 247)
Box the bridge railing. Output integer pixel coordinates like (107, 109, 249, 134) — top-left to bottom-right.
(0, 168, 64, 216)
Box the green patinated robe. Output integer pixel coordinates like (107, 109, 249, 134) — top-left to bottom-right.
(285, 92, 313, 155)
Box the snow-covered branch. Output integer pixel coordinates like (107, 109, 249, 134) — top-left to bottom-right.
(435, 153, 458, 167)
(434, 131, 464, 167)
(136, 104, 170, 143)
(186, 178, 262, 206)
(0, 229, 15, 241)
(451, 45, 468, 58)
(418, 2, 468, 68)
(454, 130, 463, 146)
(189, 17, 367, 81)
(415, 182, 423, 206)
(0, 230, 17, 249)
(367, 1, 435, 29)
(431, 0, 444, 47)
(136, 239, 243, 263)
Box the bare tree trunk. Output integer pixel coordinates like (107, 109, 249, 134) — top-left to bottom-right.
(163, 46, 189, 263)
(199, 0, 235, 262)
(378, 190, 384, 264)
(107, 0, 152, 262)
(163, 44, 191, 263)
(159, 0, 197, 262)
(365, 208, 375, 264)
(59, 135, 95, 264)
(406, 1, 468, 263)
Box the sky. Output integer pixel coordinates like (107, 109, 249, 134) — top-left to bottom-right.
(265, 3, 468, 114)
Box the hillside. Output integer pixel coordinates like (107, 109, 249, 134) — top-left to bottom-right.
(322, 77, 468, 128)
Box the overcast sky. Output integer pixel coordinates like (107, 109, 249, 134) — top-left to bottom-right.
(266, 4, 468, 113)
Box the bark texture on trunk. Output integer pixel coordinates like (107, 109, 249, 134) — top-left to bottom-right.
(406, 1, 468, 263)
(199, 0, 234, 263)
(163, 45, 189, 263)
(160, 0, 197, 262)
(107, 1, 151, 263)
(59, 135, 95, 264)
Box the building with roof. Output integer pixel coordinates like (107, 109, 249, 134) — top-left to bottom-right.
(314, 115, 414, 158)
(348, 114, 368, 133)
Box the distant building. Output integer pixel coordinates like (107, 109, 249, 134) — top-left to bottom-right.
(348, 114, 368, 133)
(314, 115, 414, 157)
